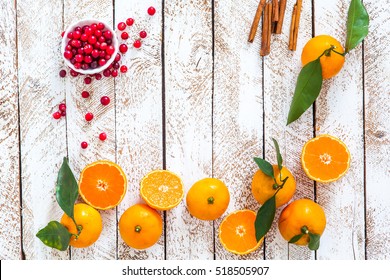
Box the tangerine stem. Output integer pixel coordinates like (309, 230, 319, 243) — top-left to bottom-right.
(135, 225, 142, 233)
(301, 225, 309, 234)
(207, 197, 215, 204)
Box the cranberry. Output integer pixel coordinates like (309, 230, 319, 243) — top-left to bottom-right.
(59, 69, 67, 77)
(140, 31, 147, 39)
(67, 32, 73, 39)
(98, 35, 106, 43)
(97, 22, 105, 30)
(103, 69, 111, 77)
(111, 69, 118, 77)
(133, 40, 141, 48)
(99, 132, 107, 141)
(113, 62, 120, 69)
(77, 47, 85, 54)
(147, 6, 156, 16)
(65, 45, 73, 51)
(84, 77, 92, 84)
(80, 33, 89, 41)
(117, 22, 126, 31)
(95, 73, 102, 80)
(91, 49, 100, 58)
(85, 112, 94, 121)
(90, 61, 98, 69)
(104, 55, 111, 61)
(64, 50, 73, 59)
(106, 45, 115, 55)
(81, 141, 88, 149)
(94, 29, 102, 38)
(75, 54, 84, 63)
(84, 26, 92, 36)
(100, 42, 108, 50)
(88, 35, 97, 45)
(71, 39, 81, 48)
(59, 103, 66, 112)
(100, 96, 110, 105)
(126, 18, 134, 26)
(81, 63, 89, 70)
(84, 55, 92, 64)
(90, 23, 97, 31)
(73, 30, 81, 39)
(98, 59, 106, 66)
(61, 31, 65, 37)
(120, 65, 128, 73)
(119, 44, 128, 53)
(61, 111, 66, 117)
(83, 44, 93, 54)
(75, 26, 82, 32)
(74, 62, 81, 69)
(99, 50, 106, 58)
(81, 91, 90, 98)
(70, 69, 79, 77)
(114, 53, 121, 61)
(53, 111, 61, 119)
(121, 32, 129, 40)
(94, 42, 101, 49)
(103, 30, 113, 39)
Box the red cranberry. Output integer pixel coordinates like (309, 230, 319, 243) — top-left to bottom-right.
(140, 31, 147, 39)
(81, 141, 88, 149)
(71, 39, 81, 48)
(104, 55, 111, 61)
(111, 69, 118, 77)
(103, 69, 111, 77)
(91, 49, 100, 58)
(67, 32, 74, 39)
(94, 41, 101, 49)
(53, 111, 61, 119)
(75, 54, 84, 63)
(70, 69, 79, 77)
(83, 44, 93, 54)
(97, 22, 105, 30)
(88, 35, 97, 45)
(99, 132, 107, 141)
(114, 53, 121, 61)
(81, 91, 90, 98)
(103, 30, 113, 39)
(84, 77, 92, 84)
(90, 61, 98, 69)
(120, 65, 128, 73)
(100, 42, 108, 50)
(98, 59, 106, 66)
(117, 22, 126, 31)
(80, 33, 89, 41)
(59, 69, 67, 77)
(133, 40, 141, 48)
(74, 26, 82, 32)
(90, 23, 97, 31)
(84, 55, 92, 64)
(73, 30, 81, 39)
(74, 62, 81, 69)
(85, 112, 94, 121)
(65, 45, 73, 51)
(126, 18, 134, 26)
(81, 63, 89, 70)
(98, 35, 106, 43)
(99, 50, 106, 58)
(95, 73, 102, 80)
(113, 62, 120, 69)
(84, 26, 92, 36)
(64, 50, 73, 59)
(61, 111, 66, 117)
(147, 6, 156, 16)
(100, 96, 110, 105)
(119, 44, 128, 53)
(121, 32, 129, 40)
(94, 29, 102, 38)
(59, 103, 66, 112)
(61, 31, 65, 37)
(106, 45, 115, 55)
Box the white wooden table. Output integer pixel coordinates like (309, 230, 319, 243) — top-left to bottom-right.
(1, 0, 389, 260)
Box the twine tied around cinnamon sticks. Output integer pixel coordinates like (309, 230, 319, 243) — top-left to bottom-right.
(248, 0, 302, 56)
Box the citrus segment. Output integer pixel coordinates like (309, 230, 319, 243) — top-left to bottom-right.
(251, 165, 296, 208)
(278, 199, 326, 246)
(186, 178, 230, 220)
(301, 134, 350, 183)
(219, 210, 263, 255)
(60, 203, 103, 248)
(301, 35, 345, 79)
(79, 160, 127, 210)
(140, 170, 184, 211)
(119, 203, 163, 250)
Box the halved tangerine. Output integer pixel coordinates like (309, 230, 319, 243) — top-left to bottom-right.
(301, 134, 350, 183)
(218, 209, 263, 255)
(79, 160, 127, 210)
(140, 170, 184, 211)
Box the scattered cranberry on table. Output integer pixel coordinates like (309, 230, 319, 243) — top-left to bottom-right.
(52, 111, 61, 120)
(101, 96, 110, 106)
(85, 112, 94, 122)
(147, 6, 156, 16)
(99, 132, 107, 141)
(133, 40, 141, 49)
(81, 91, 90, 98)
(126, 18, 134, 26)
(81, 141, 88, 149)
(139, 31, 147, 39)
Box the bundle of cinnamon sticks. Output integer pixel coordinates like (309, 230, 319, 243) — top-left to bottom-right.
(248, 0, 303, 56)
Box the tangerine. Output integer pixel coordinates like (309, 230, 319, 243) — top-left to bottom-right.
(186, 178, 230, 220)
(301, 35, 345, 79)
(60, 203, 103, 248)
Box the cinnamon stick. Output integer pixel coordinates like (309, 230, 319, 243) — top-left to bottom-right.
(292, 0, 303, 50)
(275, 0, 287, 34)
(272, 0, 279, 23)
(260, 3, 271, 56)
(248, 0, 267, 43)
(266, 2, 272, 54)
(288, 5, 297, 50)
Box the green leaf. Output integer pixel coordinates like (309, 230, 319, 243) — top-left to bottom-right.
(308, 232, 321, 250)
(289, 233, 304, 244)
(56, 157, 79, 219)
(345, 0, 369, 53)
(255, 195, 276, 242)
(36, 221, 72, 251)
(254, 157, 274, 179)
(271, 138, 283, 171)
(287, 59, 323, 125)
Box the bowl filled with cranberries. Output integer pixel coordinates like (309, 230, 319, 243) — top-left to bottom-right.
(61, 19, 119, 75)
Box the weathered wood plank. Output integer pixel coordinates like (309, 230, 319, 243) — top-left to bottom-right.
(314, 0, 365, 259)
(0, 0, 21, 260)
(17, 0, 68, 259)
(213, 0, 264, 260)
(364, 0, 390, 260)
(115, 1, 164, 259)
(263, 0, 314, 260)
(164, 0, 214, 259)
(63, 0, 116, 259)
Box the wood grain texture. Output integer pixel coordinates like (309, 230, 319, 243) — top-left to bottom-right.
(0, 0, 21, 260)
(115, 0, 164, 260)
(263, 0, 314, 260)
(314, 0, 365, 259)
(364, 0, 390, 260)
(63, 0, 116, 260)
(213, 0, 264, 260)
(17, 0, 68, 259)
(164, 0, 214, 259)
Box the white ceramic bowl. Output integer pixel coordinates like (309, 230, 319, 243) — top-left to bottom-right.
(61, 19, 119, 75)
